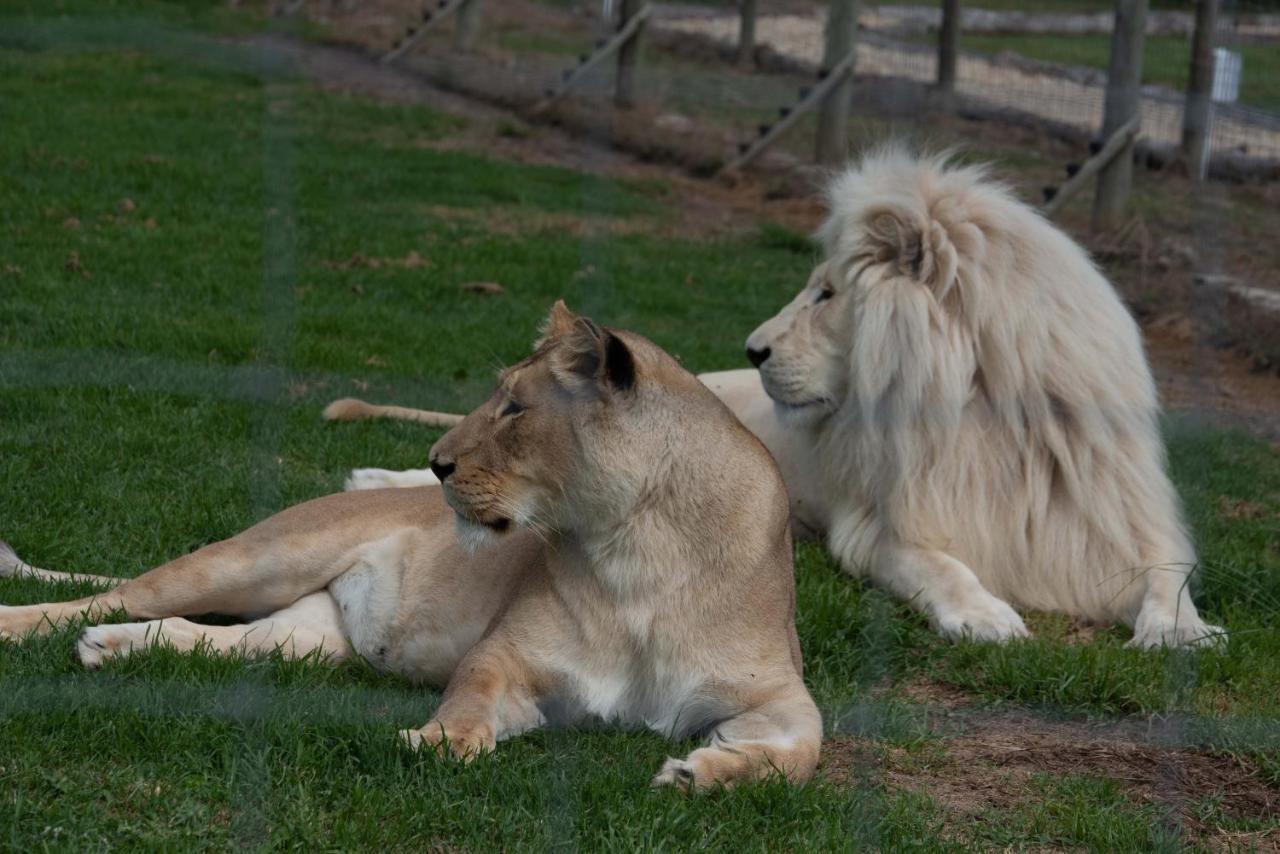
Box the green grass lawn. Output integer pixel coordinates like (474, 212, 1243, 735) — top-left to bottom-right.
(2, 4, 1279, 850)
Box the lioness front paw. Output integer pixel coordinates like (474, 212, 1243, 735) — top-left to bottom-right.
(399, 721, 494, 761)
(933, 595, 1029, 643)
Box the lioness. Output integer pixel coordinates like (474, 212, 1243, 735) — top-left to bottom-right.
(329, 151, 1222, 649)
(0, 302, 821, 790)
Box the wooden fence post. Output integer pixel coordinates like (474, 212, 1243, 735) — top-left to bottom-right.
(615, 0, 647, 109)
(455, 0, 483, 52)
(936, 0, 961, 97)
(736, 0, 759, 67)
(1180, 0, 1219, 179)
(1043, 118, 1140, 218)
(815, 0, 858, 165)
(1092, 0, 1147, 232)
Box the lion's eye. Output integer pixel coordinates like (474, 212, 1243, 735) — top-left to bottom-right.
(814, 288, 835, 303)
(500, 400, 525, 418)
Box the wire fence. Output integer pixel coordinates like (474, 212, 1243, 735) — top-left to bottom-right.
(656, 5, 1280, 167)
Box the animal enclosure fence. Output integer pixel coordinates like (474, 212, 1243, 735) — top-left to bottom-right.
(657, 4, 1280, 171)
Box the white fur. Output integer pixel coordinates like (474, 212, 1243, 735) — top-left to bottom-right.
(452, 515, 499, 554)
(345, 468, 439, 491)
(740, 149, 1220, 648)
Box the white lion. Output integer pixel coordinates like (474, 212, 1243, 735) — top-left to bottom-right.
(330, 151, 1221, 649)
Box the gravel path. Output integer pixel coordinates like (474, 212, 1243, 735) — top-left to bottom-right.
(656, 12, 1280, 164)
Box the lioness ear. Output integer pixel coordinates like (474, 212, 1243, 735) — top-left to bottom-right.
(538, 299, 580, 345)
(550, 317, 636, 395)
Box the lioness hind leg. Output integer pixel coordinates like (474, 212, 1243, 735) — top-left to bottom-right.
(77, 591, 351, 668)
(651, 687, 822, 791)
(0, 537, 269, 639)
(0, 493, 419, 639)
(0, 540, 120, 587)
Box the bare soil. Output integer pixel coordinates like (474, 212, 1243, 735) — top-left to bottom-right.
(823, 692, 1280, 848)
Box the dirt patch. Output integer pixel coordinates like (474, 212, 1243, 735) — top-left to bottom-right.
(824, 704, 1280, 846)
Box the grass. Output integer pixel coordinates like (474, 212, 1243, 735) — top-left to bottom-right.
(1, 4, 1278, 849)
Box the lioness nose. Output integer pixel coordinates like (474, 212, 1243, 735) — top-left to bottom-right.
(746, 346, 771, 368)
(429, 455, 456, 481)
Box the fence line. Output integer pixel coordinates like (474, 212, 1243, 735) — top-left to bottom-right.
(655, 11, 1280, 168)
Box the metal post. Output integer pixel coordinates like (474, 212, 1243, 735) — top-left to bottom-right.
(937, 0, 961, 97)
(615, 0, 647, 109)
(1180, 0, 1219, 179)
(815, 0, 858, 165)
(455, 0, 483, 52)
(1092, 0, 1147, 232)
(736, 0, 758, 67)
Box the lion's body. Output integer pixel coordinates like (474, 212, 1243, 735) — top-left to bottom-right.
(0, 304, 820, 790)
(739, 151, 1217, 647)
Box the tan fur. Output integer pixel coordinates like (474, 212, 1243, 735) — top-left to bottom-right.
(1, 303, 820, 790)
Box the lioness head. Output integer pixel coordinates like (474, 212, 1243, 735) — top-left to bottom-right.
(745, 151, 988, 428)
(428, 300, 697, 548)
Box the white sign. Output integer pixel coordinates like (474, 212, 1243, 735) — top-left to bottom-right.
(1212, 48, 1241, 104)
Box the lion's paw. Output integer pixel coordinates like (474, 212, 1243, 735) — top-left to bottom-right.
(344, 468, 439, 492)
(345, 469, 401, 492)
(933, 595, 1029, 643)
(1128, 613, 1225, 650)
(399, 721, 492, 761)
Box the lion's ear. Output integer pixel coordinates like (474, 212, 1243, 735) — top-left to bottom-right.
(550, 317, 636, 395)
(865, 208, 926, 278)
(863, 207, 961, 301)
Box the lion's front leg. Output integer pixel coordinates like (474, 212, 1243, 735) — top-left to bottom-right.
(652, 684, 822, 791)
(870, 545, 1030, 643)
(400, 643, 547, 760)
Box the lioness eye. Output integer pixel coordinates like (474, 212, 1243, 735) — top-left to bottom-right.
(500, 400, 525, 417)
(815, 288, 835, 303)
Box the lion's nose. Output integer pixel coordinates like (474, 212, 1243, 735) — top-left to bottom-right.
(429, 455, 456, 481)
(746, 346, 772, 368)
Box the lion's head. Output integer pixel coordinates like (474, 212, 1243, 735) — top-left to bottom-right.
(427, 300, 709, 549)
(746, 150, 998, 432)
